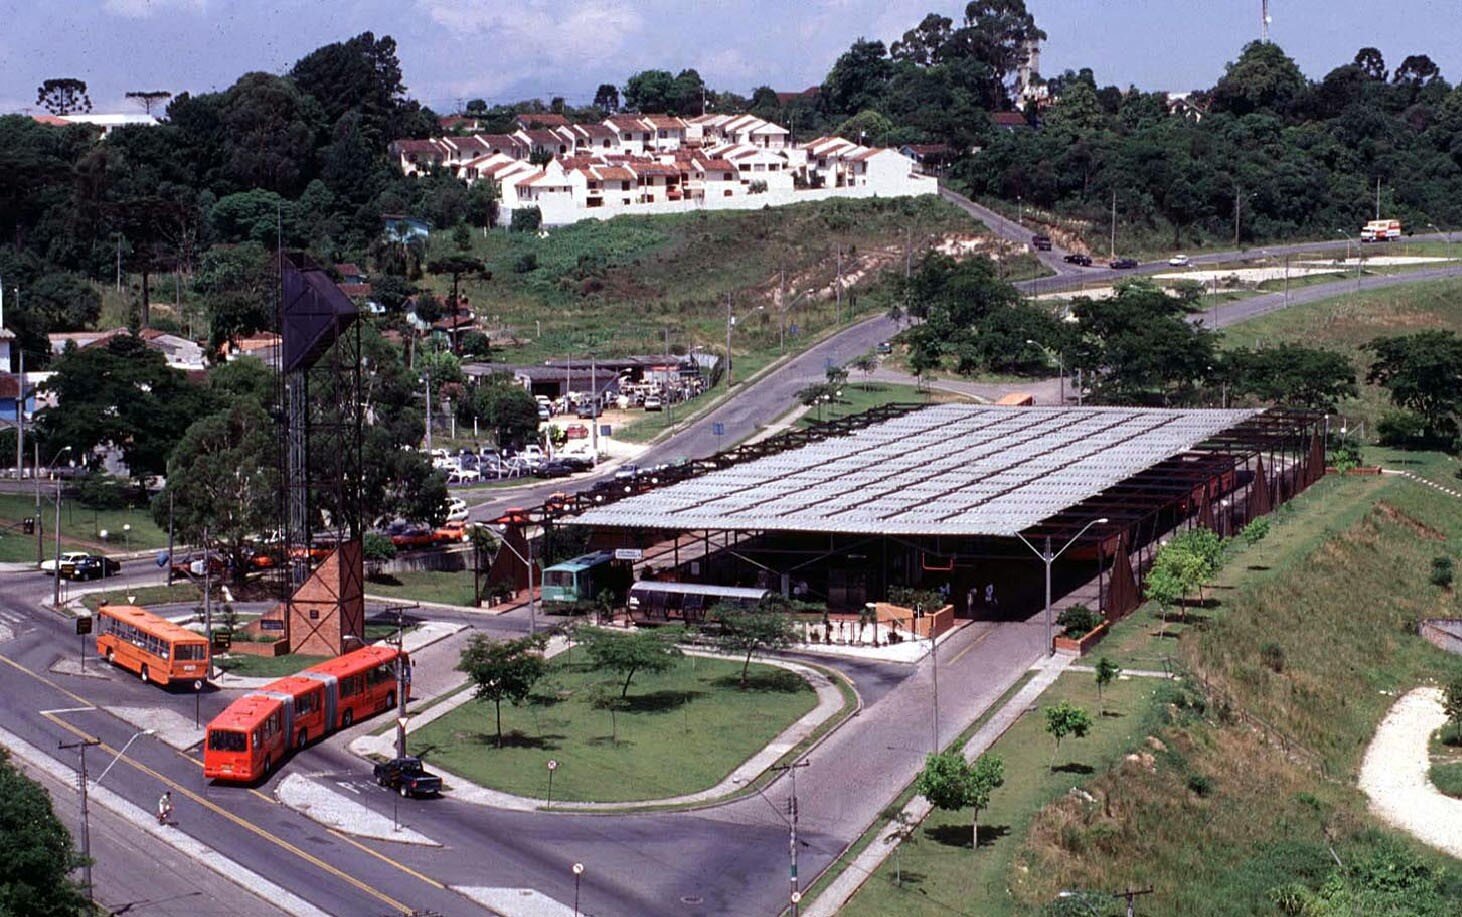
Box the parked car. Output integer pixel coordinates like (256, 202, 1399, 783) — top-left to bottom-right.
(433, 521, 472, 545)
(558, 453, 594, 471)
(41, 551, 93, 576)
(387, 523, 434, 549)
(575, 402, 601, 420)
(536, 404, 551, 421)
(876, 340, 894, 355)
(170, 550, 226, 579)
(1030, 234, 1052, 251)
(643, 395, 663, 411)
(534, 459, 577, 478)
(373, 756, 442, 798)
(68, 554, 121, 581)
(1109, 257, 1139, 269)
(446, 498, 469, 522)
(564, 424, 589, 440)
(614, 464, 641, 481)
(1063, 253, 1093, 266)
(446, 468, 480, 485)
(1168, 254, 1191, 267)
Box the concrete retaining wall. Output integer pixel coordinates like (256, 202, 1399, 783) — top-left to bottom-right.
(1420, 619, 1462, 656)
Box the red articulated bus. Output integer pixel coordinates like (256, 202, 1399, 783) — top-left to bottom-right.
(203, 645, 407, 782)
(95, 604, 211, 688)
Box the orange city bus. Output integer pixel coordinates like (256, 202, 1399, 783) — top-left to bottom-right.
(95, 604, 210, 688)
(203, 645, 407, 782)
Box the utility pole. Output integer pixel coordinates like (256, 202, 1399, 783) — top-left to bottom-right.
(52, 478, 62, 608)
(59, 737, 100, 903)
(724, 293, 733, 388)
(395, 606, 408, 759)
(778, 269, 787, 353)
(16, 342, 24, 481)
(1375, 176, 1381, 219)
(35, 441, 44, 565)
(835, 243, 843, 326)
(1234, 185, 1242, 248)
(770, 758, 811, 916)
(166, 492, 174, 587)
(1109, 190, 1117, 259)
(203, 524, 212, 675)
(590, 351, 598, 464)
(423, 371, 432, 453)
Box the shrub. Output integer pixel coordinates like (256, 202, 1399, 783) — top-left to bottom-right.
(1376, 409, 1428, 447)
(1057, 604, 1102, 637)
(75, 472, 130, 509)
(513, 251, 539, 273)
(1186, 773, 1215, 797)
(1260, 642, 1286, 673)
(362, 531, 396, 563)
(510, 206, 542, 234)
(1429, 555, 1454, 588)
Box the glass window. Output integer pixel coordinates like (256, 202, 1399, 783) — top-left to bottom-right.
(208, 730, 247, 752)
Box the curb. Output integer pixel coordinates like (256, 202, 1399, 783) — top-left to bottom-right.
(0, 724, 330, 917)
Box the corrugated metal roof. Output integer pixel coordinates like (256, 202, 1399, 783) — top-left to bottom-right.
(572, 405, 1260, 536)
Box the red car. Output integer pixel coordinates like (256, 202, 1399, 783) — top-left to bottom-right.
(433, 521, 472, 545)
(388, 524, 434, 549)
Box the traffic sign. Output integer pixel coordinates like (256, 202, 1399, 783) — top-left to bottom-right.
(74, 615, 92, 636)
(712, 422, 725, 436)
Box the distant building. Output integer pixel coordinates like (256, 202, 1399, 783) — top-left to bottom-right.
(382, 214, 431, 243)
(387, 112, 936, 227)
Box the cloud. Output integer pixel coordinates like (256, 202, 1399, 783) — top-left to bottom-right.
(102, 0, 207, 18)
(419, 0, 642, 67)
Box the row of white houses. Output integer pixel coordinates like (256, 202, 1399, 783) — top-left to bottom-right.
(389, 113, 935, 225)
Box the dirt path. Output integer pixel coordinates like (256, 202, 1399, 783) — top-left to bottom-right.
(1357, 687, 1462, 859)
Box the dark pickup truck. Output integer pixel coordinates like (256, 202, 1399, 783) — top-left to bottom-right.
(373, 756, 443, 797)
(1030, 234, 1052, 251)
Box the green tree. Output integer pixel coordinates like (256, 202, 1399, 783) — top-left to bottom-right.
(712, 607, 798, 686)
(457, 633, 549, 748)
(1043, 700, 1092, 767)
(1444, 677, 1462, 742)
(0, 748, 90, 915)
(35, 333, 205, 481)
(913, 751, 1005, 850)
(850, 352, 878, 389)
(153, 401, 280, 582)
(1210, 41, 1310, 117)
(1364, 331, 1462, 445)
(1094, 656, 1121, 704)
(36, 77, 91, 115)
(1223, 345, 1358, 412)
(582, 628, 682, 698)
(1241, 517, 1271, 550)
(593, 84, 620, 114)
(821, 39, 893, 117)
(459, 375, 540, 450)
(289, 32, 411, 146)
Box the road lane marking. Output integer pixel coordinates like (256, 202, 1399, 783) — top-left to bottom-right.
(947, 625, 996, 666)
(326, 828, 449, 890)
(11, 655, 423, 914)
(39, 705, 98, 715)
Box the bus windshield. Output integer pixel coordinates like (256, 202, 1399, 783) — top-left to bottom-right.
(544, 571, 573, 588)
(208, 730, 247, 752)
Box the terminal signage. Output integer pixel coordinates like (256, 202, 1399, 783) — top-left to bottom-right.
(614, 548, 643, 561)
(259, 619, 285, 632)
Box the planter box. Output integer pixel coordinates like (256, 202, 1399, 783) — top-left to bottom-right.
(1053, 621, 1109, 656)
(1325, 466, 1384, 476)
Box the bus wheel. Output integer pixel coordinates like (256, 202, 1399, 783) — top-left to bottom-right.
(385, 691, 396, 712)
(263, 756, 272, 776)
(341, 709, 353, 728)
(140, 665, 150, 683)
(297, 728, 308, 749)
(105, 649, 115, 665)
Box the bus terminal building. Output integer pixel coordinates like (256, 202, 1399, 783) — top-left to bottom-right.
(545, 404, 1326, 629)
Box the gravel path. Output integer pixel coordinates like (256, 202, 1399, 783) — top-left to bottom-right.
(1357, 687, 1462, 859)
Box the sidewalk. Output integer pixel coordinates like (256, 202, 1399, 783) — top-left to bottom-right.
(805, 653, 1073, 917)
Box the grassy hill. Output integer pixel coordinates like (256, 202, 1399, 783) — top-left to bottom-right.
(426, 196, 1041, 370)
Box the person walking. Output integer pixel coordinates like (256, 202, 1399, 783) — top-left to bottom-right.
(156, 790, 173, 826)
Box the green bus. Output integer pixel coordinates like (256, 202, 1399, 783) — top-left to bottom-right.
(540, 551, 629, 610)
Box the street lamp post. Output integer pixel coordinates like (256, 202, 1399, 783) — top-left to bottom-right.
(1015, 518, 1109, 656)
(492, 525, 538, 634)
(572, 862, 585, 916)
(1026, 340, 1064, 404)
(65, 727, 155, 903)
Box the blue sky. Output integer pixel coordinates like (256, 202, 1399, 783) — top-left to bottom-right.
(3, 1, 1460, 115)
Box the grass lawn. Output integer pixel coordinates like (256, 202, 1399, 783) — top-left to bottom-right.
(82, 582, 202, 612)
(796, 382, 947, 428)
(841, 674, 1159, 917)
(0, 493, 169, 554)
(408, 647, 818, 803)
(364, 570, 478, 607)
(215, 651, 330, 679)
(436, 197, 975, 362)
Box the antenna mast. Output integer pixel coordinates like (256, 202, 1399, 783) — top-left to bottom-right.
(1261, 0, 1271, 42)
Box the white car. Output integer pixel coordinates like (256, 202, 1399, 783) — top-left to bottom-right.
(447, 468, 480, 485)
(40, 551, 93, 576)
(1168, 254, 1191, 267)
(446, 498, 469, 522)
(643, 395, 663, 411)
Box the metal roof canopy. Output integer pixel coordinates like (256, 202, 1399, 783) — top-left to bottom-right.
(571, 405, 1264, 537)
